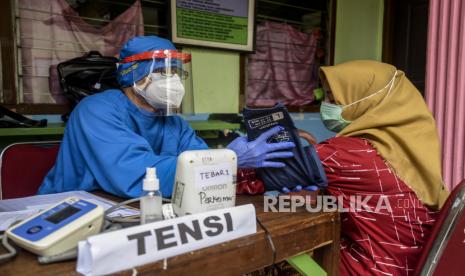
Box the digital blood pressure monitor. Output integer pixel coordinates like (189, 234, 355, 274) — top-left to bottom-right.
(6, 197, 104, 257)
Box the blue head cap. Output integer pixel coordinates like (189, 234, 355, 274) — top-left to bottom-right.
(117, 36, 178, 87)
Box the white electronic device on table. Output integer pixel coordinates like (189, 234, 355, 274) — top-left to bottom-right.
(6, 197, 104, 257)
(172, 149, 237, 216)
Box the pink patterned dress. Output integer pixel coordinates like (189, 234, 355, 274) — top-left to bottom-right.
(316, 137, 438, 276)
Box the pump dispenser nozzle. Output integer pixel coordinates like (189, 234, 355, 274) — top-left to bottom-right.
(143, 167, 159, 191)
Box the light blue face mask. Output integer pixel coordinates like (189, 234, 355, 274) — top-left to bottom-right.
(320, 71, 398, 132)
(320, 102, 352, 133)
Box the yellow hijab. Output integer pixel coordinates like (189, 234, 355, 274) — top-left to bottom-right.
(320, 60, 448, 210)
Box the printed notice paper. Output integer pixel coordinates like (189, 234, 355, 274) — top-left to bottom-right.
(171, 0, 255, 51)
(175, 0, 249, 45)
(77, 204, 256, 275)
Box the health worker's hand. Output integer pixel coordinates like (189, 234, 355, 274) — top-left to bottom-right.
(227, 126, 295, 168)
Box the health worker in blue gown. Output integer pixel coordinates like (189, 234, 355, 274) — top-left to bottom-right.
(38, 36, 295, 198)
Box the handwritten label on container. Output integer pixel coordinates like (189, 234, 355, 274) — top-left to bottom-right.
(195, 163, 233, 189)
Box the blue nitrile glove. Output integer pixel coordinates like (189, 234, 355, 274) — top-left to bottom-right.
(227, 126, 295, 168)
(282, 185, 318, 193)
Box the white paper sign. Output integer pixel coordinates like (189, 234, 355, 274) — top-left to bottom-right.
(194, 162, 233, 188)
(76, 204, 256, 275)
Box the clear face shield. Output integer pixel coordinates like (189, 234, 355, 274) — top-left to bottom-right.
(122, 50, 192, 115)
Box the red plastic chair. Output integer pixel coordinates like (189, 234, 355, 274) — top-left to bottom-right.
(415, 180, 465, 275)
(0, 141, 60, 199)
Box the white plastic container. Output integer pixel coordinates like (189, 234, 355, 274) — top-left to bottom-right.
(140, 167, 163, 224)
(172, 149, 237, 216)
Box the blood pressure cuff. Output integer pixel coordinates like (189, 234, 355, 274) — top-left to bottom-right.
(243, 104, 327, 191)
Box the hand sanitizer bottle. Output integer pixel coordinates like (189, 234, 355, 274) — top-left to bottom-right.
(140, 167, 163, 224)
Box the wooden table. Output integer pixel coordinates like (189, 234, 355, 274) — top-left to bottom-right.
(0, 195, 340, 276)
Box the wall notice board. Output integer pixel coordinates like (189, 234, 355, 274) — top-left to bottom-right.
(170, 0, 255, 52)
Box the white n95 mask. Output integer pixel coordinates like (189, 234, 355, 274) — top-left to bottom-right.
(133, 73, 185, 112)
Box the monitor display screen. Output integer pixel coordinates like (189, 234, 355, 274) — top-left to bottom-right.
(45, 205, 80, 224)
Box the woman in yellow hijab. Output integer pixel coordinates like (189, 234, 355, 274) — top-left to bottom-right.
(315, 60, 448, 275)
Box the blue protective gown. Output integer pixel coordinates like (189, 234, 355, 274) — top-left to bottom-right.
(38, 90, 208, 198)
